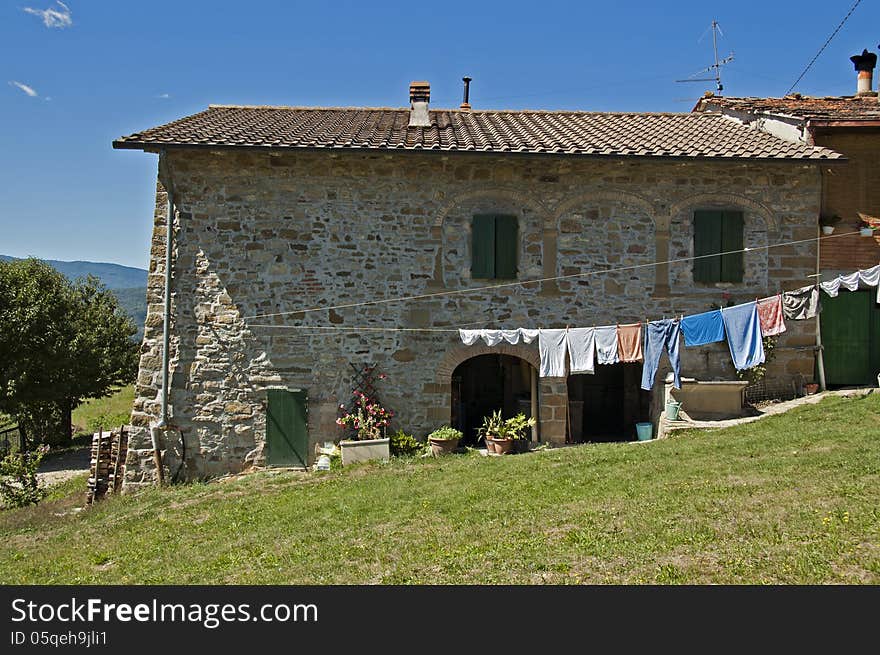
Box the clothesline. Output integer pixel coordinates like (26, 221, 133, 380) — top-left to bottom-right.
(241, 229, 864, 321)
(461, 262, 880, 392)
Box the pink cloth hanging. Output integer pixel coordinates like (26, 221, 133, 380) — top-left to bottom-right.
(756, 294, 787, 337)
(617, 323, 644, 362)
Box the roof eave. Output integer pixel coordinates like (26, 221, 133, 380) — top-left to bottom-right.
(110, 140, 846, 163)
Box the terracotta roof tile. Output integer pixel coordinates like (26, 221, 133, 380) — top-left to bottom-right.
(695, 94, 880, 122)
(113, 105, 843, 160)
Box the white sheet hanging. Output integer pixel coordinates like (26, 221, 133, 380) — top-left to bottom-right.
(820, 278, 841, 297)
(839, 271, 860, 292)
(459, 329, 481, 346)
(539, 329, 568, 377)
(566, 327, 596, 375)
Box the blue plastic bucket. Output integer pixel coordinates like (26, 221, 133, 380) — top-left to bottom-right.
(635, 422, 653, 441)
(665, 401, 682, 421)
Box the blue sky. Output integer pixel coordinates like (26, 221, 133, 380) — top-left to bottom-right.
(1, 0, 878, 269)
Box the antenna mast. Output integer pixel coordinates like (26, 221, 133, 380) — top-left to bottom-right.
(675, 20, 734, 93)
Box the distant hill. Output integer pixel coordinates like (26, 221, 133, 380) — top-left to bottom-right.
(1, 255, 148, 341)
(0, 255, 147, 290)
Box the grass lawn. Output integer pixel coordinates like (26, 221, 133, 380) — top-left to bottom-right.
(1, 393, 878, 584)
(71, 385, 135, 435)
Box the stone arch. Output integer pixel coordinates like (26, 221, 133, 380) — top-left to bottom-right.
(549, 189, 657, 232)
(668, 192, 777, 233)
(433, 186, 551, 230)
(435, 342, 540, 384)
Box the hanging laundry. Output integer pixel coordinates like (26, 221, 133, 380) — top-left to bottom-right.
(820, 278, 841, 297)
(641, 319, 681, 391)
(459, 328, 539, 347)
(518, 329, 539, 344)
(500, 328, 538, 345)
(721, 302, 766, 371)
(480, 330, 505, 346)
(594, 326, 619, 364)
(538, 329, 568, 378)
(858, 263, 880, 287)
(782, 285, 821, 320)
(680, 309, 725, 346)
(617, 323, 643, 363)
(459, 329, 481, 346)
(839, 271, 861, 292)
(566, 327, 596, 375)
(756, 295, 787, 337)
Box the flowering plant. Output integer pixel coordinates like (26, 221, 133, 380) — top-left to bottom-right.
(336, 390, 394, 441)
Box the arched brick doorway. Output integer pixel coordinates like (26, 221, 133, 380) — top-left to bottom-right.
(452, 354, 537, 446)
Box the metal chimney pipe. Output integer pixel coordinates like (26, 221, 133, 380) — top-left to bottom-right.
(460, 76, 472, 110)
(850, 49, 877, 96)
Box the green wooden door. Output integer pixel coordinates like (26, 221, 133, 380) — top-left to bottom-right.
(821, 291, 880, 386)
(266, 389, 308, 467)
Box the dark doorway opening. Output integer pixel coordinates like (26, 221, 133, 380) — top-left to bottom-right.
(451, 354, 534, 446)
(567, 364, 649, 442)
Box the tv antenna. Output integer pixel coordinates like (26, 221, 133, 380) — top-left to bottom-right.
(675, 20, 734, 93)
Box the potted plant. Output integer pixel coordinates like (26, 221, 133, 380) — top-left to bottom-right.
(336, 389, 393, 466)
(859, 219, 875, 237)
(477, 410, 507, 455)
(427, 425, 462, 456)
(819, 214, 841, 235)
(504, 413, 536, 454)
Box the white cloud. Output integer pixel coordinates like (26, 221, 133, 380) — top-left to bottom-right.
(9, 81, 39, 97)
(23, 1, 73, 29)
(157, 93, 171, 99)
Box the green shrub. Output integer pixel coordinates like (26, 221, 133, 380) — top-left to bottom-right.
(390, 429, 424, 456)
(427, 426, 463, 442)
(0, 444, 50, 507)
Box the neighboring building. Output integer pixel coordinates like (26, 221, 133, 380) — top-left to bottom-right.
(694, 49, 880, 387)
(114, 81, 841, 486)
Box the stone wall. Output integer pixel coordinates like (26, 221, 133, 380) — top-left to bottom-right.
(124, 149, 822, 487)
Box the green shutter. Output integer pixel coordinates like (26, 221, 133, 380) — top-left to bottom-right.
(471, 215, 495, 279)
(267, 389, 308, 468)
(720, 211, 744, 283)
(693, 211, 723, 283)
(494, 215, 519, 279)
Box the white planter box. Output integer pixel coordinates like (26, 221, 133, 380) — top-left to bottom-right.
(339, 438, 390, 466)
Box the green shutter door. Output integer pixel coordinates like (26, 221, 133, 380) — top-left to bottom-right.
(693, 211, 723, 283)
(494, 215, 519, 279)
(821, 292, 875, 386)
(266, 389, 308, 467)
(720, 211, 744, 282)
(471, 215, 496, 278)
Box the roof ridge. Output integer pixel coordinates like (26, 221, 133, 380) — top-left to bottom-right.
(206, 104, 721, 117)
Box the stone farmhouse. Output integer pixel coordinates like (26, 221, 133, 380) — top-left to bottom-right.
(694, 49, 880, 387)
(114, 80, 843, 486)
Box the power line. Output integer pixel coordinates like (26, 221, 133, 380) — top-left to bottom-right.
(786, 0, 862, 95)
(242, 230, 860, 321)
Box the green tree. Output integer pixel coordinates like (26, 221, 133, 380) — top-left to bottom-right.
(0, 259, 138, 446)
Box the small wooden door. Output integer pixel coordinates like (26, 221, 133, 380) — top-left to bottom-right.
(266, 389, 308, 467)
(821, 291, 880, 386)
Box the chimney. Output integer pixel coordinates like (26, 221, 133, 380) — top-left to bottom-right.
(408, 81, 431, 127)
(460, 76, 472, 110)
(850, 49, 877, 96)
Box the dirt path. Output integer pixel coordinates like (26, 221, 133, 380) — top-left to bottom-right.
(37, 448, 90, 487)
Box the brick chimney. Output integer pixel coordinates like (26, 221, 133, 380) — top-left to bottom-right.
(408, 81, 431, 127)
(850, 49, 877, 96)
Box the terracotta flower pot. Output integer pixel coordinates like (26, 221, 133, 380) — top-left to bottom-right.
(428, 437, 459, 456)
(488, 437, 514, 455)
